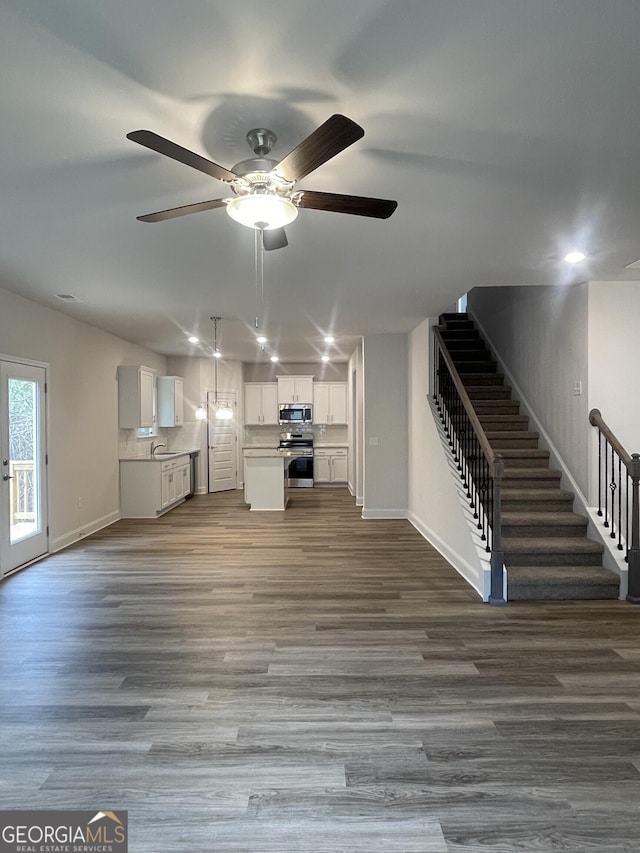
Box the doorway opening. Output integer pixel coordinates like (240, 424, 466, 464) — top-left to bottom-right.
(1, 359, 49, 577)
(206, 390, 238, 492)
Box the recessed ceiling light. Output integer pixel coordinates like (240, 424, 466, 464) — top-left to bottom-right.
(270, 355, 279, 363)
(321, 355, 330, 363)
(256, 336, 267, 344)
(324, 335, 335, 344)
(188, 335, 199, 343)
(564, 251, 586, 264)
(213, 350, 222, 359)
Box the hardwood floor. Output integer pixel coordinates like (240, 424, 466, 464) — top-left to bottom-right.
(2, 488, 640, 851)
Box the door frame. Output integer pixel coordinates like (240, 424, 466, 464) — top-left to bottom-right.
(206, 390, 239, 492)
(0, 354, 50, 578)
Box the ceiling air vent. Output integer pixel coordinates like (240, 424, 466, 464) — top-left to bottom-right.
(55, 293, 82, 303)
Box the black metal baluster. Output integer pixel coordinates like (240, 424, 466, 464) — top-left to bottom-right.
(626, 469, 630, 563)
(610, 443, 617, 540)
(604, 438, 609, 528)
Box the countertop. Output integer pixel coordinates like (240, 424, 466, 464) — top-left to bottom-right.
(119, 449, 198, 462)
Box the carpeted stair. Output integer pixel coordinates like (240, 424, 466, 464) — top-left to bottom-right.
(439, 312, 619, 601)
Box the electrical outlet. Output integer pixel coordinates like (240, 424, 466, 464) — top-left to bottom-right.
(369, 436, 379, 446)
(77, 496, 83, 508)
(573, 380, 583, 396)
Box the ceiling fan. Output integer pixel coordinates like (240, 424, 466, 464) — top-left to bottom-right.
(127, 114, 397, 251)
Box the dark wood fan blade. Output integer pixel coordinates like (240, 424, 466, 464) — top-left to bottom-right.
(274, 115, 364, 183)
(136, 198, 227, 223)
(262, 227, 288, 251)
(127, 130, 237, 184)
(294, 190, 397, 219)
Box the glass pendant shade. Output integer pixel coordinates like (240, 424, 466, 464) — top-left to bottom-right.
(226, 194, 298, 230)
(215, 402, 233, 420)
(195, 404, 207, 421)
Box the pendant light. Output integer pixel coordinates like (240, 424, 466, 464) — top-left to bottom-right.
(211, 316, 233, 420)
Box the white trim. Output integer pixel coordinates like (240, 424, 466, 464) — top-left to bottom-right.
(52, 510, 120, 552)
(361, 508, 409, 519)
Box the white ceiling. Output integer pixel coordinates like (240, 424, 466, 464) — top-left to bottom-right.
(2, 0, 640, 362)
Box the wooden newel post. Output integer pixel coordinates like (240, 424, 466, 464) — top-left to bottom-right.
(489, 455, 506, 606)
(626, 453, 640, 603)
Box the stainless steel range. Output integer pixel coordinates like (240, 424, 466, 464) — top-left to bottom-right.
(278, 432, 314, 488)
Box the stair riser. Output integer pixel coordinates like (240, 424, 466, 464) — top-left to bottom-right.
(504, 552, 604, 567)
(502, 478, 561, 489)
(479, 418, 529, 431)
(461, 375, 504, 386)
(466, 388, 513, 400)
(451, 351, 493, 362)
(489, 437, 539, 448)
(440, 339, 483, 350)
(473, 403, 520, 415)
(455, 363, 498, 374)
(508, 585, 619, 601)
(502, 458, 550, 469)
(503, 524, 588, 538)
(502, 499, 575, 512)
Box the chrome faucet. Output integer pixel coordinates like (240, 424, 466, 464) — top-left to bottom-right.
(150, 441, 166, 456)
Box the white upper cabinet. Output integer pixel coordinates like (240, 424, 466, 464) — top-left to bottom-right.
(313, 382, 348, 424)
(157, 376, 184, 427)
(244, 383, 279, 425)
(277, 375, 314, 404)
(118, 365, 156, 429)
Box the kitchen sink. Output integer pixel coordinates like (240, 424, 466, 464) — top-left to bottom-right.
(152, 451, 184, 457)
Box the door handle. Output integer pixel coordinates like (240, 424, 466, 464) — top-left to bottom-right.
(3, 474, 14, 481)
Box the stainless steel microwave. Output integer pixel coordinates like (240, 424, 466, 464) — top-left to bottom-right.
(278, 403, 312, 425)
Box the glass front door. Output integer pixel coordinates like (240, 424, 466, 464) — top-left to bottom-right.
(0, 361, 48, 576)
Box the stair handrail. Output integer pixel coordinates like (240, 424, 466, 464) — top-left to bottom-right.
(589, 408, 640, 603)
(433, 325, 505, 605)
(433, 328, 501, 473)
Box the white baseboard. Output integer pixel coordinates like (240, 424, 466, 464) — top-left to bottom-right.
(361, 508, 409, 519)
(52, 510, 121, 552)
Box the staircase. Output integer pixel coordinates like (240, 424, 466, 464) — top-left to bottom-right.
(439, 312, 619, 601)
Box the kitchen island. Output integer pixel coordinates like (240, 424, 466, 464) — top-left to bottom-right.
(243, 449, 289, 511)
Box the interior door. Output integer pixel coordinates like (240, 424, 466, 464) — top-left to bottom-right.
(207, 391, 237, 493)
(0, 361, 48, 576)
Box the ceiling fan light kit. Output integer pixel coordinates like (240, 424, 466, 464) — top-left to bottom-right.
(127, 114, 397, 251)
(226, 194, 298, 231)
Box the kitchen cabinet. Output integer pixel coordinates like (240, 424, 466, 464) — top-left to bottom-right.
(313, 382, 348, 424)
(117, 366, 156, 429)
(157, 376, 184, 427)
(120, 455, 190, 518)
(244, 382, 279, 425)
(277, 375, 314, 404)
(314, 447, 348, 484)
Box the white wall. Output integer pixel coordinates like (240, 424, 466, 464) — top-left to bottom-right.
(468, 283, 590, 497)
(0, 286, 166, 550)
(407, 319, 486, 597)
(587, 281, 640, 502)
(348, 341, 363, 503)
(362, 334, 408, 516)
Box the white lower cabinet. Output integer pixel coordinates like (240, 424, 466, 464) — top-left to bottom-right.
(314, 447, 348, 484)
(120, 455, 190, 518)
